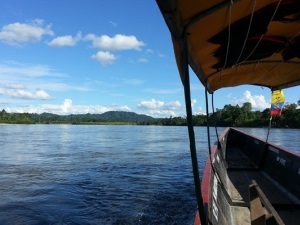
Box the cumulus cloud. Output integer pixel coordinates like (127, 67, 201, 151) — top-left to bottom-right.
(0, 19, 54, 46)
(91, 51, 116, 65)
(4, 99, 132, 115)
(231, 90, 270, 110)
(84, 34, 144, 51)
(138, 99, 164, 109)
(62, 99, 72, 113)
(148, 109, 177, 118)
(137, 99, 183, 117)
(48, 32, 81, 47)
(165, 100, 182, 110)
(0, 86, 52, 100)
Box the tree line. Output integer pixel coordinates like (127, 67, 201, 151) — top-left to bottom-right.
(0, 109, 34, 124)
(151, 102, 300, 128)
(1, 102, 299, 128)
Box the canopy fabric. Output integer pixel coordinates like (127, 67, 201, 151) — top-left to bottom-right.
(156, 0, 300, 93)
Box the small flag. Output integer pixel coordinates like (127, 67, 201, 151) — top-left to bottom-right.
(270, 90, 285, 116)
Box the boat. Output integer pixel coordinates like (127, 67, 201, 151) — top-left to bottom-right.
(155, 0, 300, 224)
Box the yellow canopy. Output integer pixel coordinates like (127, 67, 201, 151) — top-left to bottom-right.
(156, 0, 300, 93)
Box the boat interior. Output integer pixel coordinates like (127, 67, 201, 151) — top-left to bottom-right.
(209, 128, 300, 225)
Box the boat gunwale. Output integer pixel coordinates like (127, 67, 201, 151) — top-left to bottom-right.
(196, 127, 300, 224)
(229, 127, 300, 157)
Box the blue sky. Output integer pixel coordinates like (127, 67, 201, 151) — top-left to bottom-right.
(0, 1, 299, 118)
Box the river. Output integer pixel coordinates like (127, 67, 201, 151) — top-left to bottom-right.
(0, 125, 299, 225)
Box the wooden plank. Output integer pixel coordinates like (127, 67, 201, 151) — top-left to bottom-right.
(250, 180, 285, 225)
(253, 181, 285, 225)
(249, 184, 266, 225)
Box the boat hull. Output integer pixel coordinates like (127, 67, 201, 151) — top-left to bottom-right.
(195, 127, 300, 225)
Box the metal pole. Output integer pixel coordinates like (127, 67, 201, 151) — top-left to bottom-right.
(181, 34, 208, 225)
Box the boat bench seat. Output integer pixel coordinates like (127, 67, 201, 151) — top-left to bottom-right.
(218, 145, 300, 225)
(226, 169, 294, 205)
(249, 180, 284, 225)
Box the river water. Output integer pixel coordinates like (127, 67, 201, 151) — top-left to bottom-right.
(0, 125, 299, 225)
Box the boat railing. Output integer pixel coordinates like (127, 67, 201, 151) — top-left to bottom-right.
(249, 180, 285, 225)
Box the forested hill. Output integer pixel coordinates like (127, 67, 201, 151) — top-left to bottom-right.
(0, 110, 156, 124)
(98, 111, 154, 122)
(30, 111, 156, 124)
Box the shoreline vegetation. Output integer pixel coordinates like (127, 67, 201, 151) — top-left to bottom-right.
(1, 102, 299, 128)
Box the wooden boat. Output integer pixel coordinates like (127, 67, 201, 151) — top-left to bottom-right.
(156, 0, 300, 224)
(197, 128, 300, 224)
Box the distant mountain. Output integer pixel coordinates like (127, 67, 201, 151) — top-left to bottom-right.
(32, 111, 156, 123)
(98, 111, 155, 122)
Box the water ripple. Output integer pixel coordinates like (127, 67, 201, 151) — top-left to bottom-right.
(0, 125, 297, 225)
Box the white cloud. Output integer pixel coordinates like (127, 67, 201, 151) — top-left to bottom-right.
(4, 99, 132, 115)
(138, 99, 164, 109)
(48, 32, 81, 47)
(137, 99, 183, 117)
(165, 100, 182, 110)
(136, 98, 200, 117)
(231, 90, 270, 110)
(91, 51, 116, 65)
(148, 109, 177, 118)
(84, 34, 144, 51)
(62, 99, 72, 113)
(0, 87, 52, 100)
(137, 99, 182, 110)
(0, 19, 54, 46)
